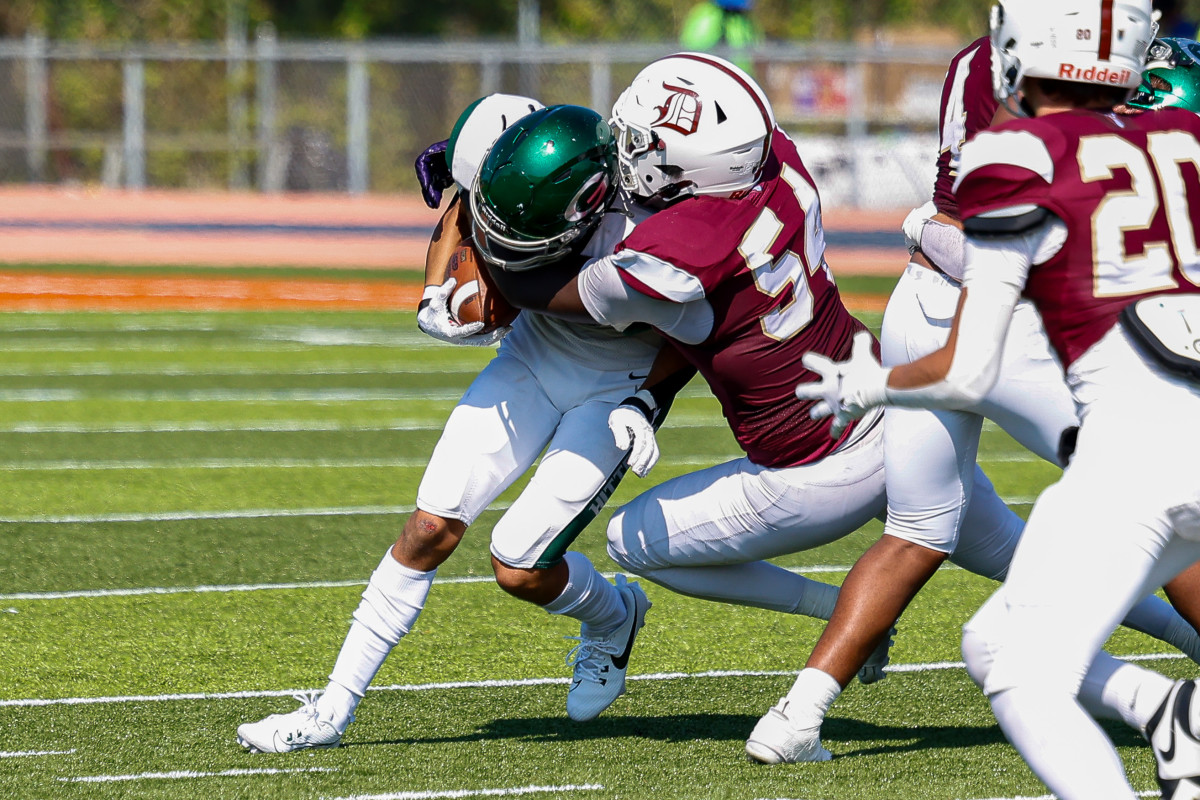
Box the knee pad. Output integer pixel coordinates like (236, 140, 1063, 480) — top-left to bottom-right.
(605, 508, 645, 573)
(961, 591, 1008, 692)
(960, 619, 994, 690)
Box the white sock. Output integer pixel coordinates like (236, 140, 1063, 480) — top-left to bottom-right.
(317, 549, 436, 732)
(542, 551, 626, 636)
(1078, 650, 1174, 734)
(782, 668, 843, 727)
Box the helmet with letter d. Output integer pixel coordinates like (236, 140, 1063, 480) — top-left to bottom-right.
(609, 52, 775, 201)
(469, 104, 618, 272)
(989, 0, 1157, 116)
(1126, 37, 1200, 111)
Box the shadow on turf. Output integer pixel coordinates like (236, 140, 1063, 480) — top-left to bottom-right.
(344, 712, 1121, 759)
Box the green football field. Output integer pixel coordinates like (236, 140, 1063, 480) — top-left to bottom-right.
(0, 302, 1187, 800)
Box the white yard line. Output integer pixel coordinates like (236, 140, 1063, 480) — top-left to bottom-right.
(0, 365, 479, 377)
(1, 655, 1184, 709)
(324, 784, 605, 800)
(0, 414, 728, 434)
(59, 767, 337, 783)
(0, 457, 433, 471)
(0, 564, 856, 601)
(959, 793, 1160, 800)
(0, 504, 422, 525)
(0, 388, 469, 403)
(0, 749, 76, 758)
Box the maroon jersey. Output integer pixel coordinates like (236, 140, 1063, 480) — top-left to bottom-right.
(932, 37, 997, 219)
(614, 129, 872, 468)
(955, 108, 1200, 368)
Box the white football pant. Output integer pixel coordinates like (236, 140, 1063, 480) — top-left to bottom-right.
(880, 261, 1077, 557)
(417, 314, 659, 568)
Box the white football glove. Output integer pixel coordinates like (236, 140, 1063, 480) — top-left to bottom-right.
(902, 200, 938, 252)
(609, 390, 659, 478)
(416, 278, 510, 347)
(794, 331, 891, 438)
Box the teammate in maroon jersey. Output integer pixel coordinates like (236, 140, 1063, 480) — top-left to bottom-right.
(800, 0, 1200, 796)
(756, 30, 1200, 766)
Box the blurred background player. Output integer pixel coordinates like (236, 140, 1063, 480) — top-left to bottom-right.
(679, 0, 762, 74)
(236, 97, 667, 753)
(797, 0, 1200, 795)
(746, 32, 1200, 764)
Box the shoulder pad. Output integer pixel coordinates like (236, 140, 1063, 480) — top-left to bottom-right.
(963, 205, 1053, 237)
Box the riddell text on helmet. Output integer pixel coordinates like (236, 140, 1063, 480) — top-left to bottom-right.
(1058, 63, 1133, 84)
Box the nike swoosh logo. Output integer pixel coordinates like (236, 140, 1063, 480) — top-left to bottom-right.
(1155, 681, 1196, 767)
(610, 593, 643, 671)
(1170, 682, 1198, 764)
(628, 372, 649, 381)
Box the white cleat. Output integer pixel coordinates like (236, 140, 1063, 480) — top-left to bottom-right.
(565, 574, 651, 722)
(745, 697, 832, 764)
(237, 693, 343, 754)
(1148, 679, 1200, 800)
(857, 625, 897, 685)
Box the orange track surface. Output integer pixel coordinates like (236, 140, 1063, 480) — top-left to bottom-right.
(0, 187, 902, 311)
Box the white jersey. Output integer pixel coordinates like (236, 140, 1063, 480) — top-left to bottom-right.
(509, 195, 661, 369)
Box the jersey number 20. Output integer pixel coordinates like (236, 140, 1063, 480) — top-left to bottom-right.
(1081, 131, 1200, 296)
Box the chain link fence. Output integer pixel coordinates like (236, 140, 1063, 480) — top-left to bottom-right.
(0, 34, 965, 208)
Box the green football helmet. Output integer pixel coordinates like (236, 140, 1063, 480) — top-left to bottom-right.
(470, 104, 618, 271)
(1127, 38, 1200, 112)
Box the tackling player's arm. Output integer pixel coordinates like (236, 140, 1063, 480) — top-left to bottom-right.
(491, 250, 714, 345)
(609, 342, 697, 478)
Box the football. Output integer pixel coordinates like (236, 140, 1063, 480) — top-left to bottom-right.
(444, 244, 519, 332)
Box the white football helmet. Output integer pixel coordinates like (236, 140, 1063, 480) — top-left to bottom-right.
(990, 0, 1157, 115)
(610, 52, 775, 200)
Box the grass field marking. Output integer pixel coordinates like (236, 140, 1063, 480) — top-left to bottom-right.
(0, 414, 729, 435)
(0, 749, 76, 758)
(0, 503, 424, 524)
(0, 364, 484, 377)
(323, 784, 606, 800)
(58, 767, 337, 784)
(0, 388, 471, 403)
(960, 793, 1160, 800)
(0, 419, 452, 434)
(0, 454, 776, 473)
(2, 655, 1185, 709)
(0, 564, 858, 601)
(0, 456, 435, 471)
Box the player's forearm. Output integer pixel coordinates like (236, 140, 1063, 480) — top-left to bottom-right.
(423, 195, 468, 286)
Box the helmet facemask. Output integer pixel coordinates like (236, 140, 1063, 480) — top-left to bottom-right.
(1126, 37, 1200, 111)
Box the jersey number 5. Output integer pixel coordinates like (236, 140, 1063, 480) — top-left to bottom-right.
(739, 163, 829, 341)
(1080, 131, 1200, 296)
